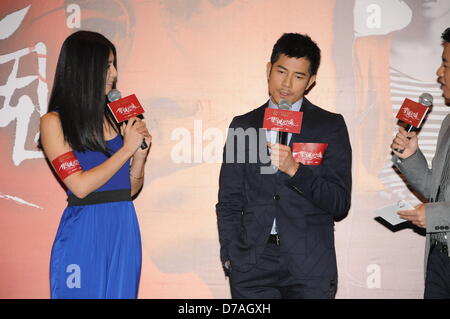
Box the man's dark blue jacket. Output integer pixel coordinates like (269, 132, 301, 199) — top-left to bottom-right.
(216, 97, 352, 279)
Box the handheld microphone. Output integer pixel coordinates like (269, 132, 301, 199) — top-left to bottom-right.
(107, 89, 148, 150)
(403, 93, 434, 132)
(419, 92, 433, 107)
(107, 89, 121, 103)
(394, 92, 433, 155)
(277, 99, 292, 145)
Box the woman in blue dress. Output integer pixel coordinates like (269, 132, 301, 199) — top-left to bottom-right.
(39, 31, 151, 299)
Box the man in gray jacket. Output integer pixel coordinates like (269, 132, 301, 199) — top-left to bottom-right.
(391, 28, 450, 298)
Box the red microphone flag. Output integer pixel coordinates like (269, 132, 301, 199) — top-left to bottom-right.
(396, 98, 429, 128)
(107, 94, 145, 123)
(262, 108, 303, 134)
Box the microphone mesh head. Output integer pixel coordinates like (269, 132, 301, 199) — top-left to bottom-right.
(419, 93, 433, 107)
(278, 99, 292, 110)
(107, 89, 121, 102)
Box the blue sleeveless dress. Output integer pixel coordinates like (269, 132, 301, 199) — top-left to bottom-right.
(50, 135, 142, 299)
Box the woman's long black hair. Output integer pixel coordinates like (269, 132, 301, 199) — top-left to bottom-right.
(47, 30, 119, 155)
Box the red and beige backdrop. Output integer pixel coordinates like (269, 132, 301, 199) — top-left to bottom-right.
(1, 0, 449, 298)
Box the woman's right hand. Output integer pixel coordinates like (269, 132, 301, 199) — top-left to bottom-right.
(121, 117, 146, 155)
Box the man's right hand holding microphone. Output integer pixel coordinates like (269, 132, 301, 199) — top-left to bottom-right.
(391, 126, 418, 159)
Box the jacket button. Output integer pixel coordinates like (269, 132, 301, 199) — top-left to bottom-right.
(436, 226, 440, 230)
(440, 226, 445, 230)
(274, 195, 280, 200)
(445, 226, 449, 230)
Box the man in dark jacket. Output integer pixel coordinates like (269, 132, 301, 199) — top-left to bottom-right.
(216, 33, 352, 299)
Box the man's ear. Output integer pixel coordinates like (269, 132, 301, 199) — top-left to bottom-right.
(306, 74, 317, 91)
(266, 62, 272, 81)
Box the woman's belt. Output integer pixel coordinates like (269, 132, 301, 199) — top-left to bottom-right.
(68, 189, 131, 206)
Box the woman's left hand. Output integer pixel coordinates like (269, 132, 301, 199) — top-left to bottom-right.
(132, 119, 152, 160)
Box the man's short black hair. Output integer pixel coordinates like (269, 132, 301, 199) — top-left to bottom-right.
(270, 33, 321, 76)
(442, 28, 450, 44)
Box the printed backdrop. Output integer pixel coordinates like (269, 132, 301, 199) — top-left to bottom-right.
(1, 0, 449, 298)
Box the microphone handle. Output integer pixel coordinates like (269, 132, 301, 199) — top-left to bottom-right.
(277, 131, 288, 145)
(136, 114, 148, 150)
(274, 131, 288, 174)
(395, 124, 414, 154)
(396, 124, 414, 154)
(122, 114, 148, 150)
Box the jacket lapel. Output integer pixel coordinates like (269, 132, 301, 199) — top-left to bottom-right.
(432, 122, 450, 198)
(250, 102, 268, 129)
(289, 97, 316, 146)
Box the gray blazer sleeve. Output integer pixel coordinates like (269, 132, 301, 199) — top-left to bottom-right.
(425, 202, 450, 233)
(394, 114, 450, 235)
(394, 149, 432, 200)
(396, 152, 450, 234)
